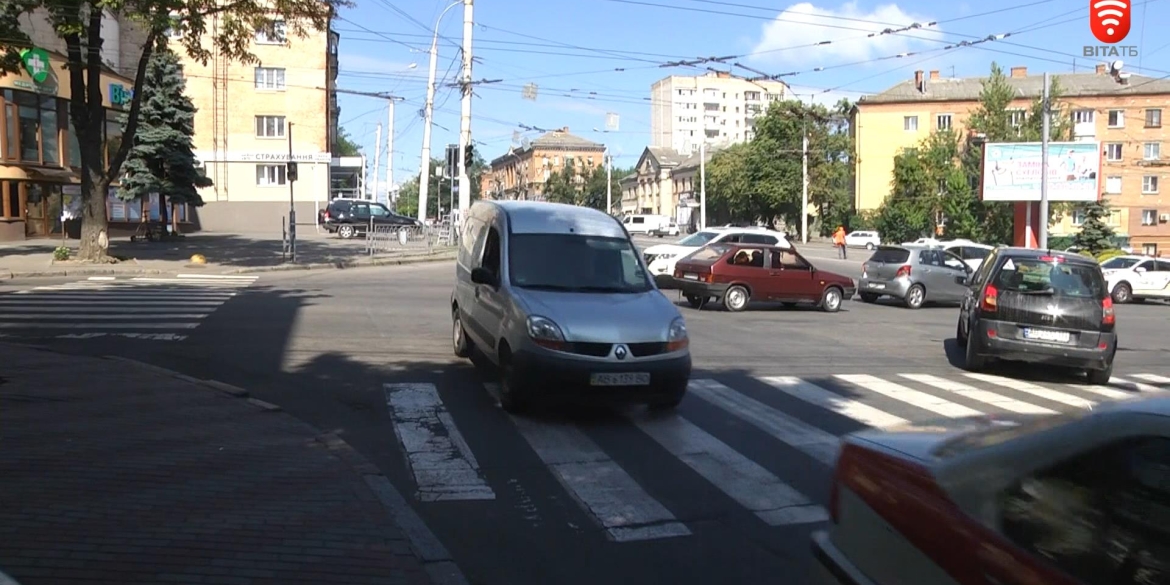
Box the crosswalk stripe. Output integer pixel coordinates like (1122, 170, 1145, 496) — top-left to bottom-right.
(0, 300, 227, 306)
(962, 373, 1096, 409)
(1108, 376, 1162, 393)
(384, 383, 495, 502)
(1073, 383, 1134, 400)
(1133, 374, 1170, 384)
(0, 322, 201, 329)
(834, 374, 983, 418)
(0, 313, 206, 320)
(177, 274, 257, 280)
(498, 389, 690, 542)
(8, 306, 218, 313)
(897, 374, 1057, 415)
(688, 379, 840, 466)
(759, 376, 909, 429)
(629, 411, 828, 526)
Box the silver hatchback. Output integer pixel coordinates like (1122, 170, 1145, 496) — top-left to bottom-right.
(858, 244, 973, 309)
(451, 201, 692, 413)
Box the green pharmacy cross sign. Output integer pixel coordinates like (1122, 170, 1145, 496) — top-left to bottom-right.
(20, 48, 50, 84)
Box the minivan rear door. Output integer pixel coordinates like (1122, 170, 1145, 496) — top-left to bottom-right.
(990, 257, 1107, 335)
(865, 246, 912, 281)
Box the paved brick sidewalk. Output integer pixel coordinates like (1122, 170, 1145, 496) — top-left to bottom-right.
(0, 344, 442, 585)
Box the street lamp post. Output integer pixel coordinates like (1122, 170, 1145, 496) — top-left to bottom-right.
(417, 0, 464, 224)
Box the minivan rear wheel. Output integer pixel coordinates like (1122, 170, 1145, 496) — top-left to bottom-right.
(865, 242, 875, 250)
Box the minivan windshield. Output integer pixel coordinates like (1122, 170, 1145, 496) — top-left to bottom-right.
(509, 234, 652, 293)
(677, 231, 719, 247)
(993, 258, 1106, 299)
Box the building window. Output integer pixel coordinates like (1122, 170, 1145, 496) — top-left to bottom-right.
(255, 19, 287, 44)
(1145, 108, 1162, 128)
(255, 115, 285, 138)
(904, 116, 918, 131)
(1072, 210, 1085, 226)
(1142, 175, 1158, 194)
(1008, 110, 1026, 127)
(1144, 142, 1160, 160)
(1141, 209, 1157, 226)
(1143, 243, 1158, 256)
(1105, 142, 1123, 161)
(254, 67, 286, 90)
(1105, 175, 1122, 193)
(256, 164, 286, 186)
(936, 114, 952, 130)
(1107, 109, 1124, 127)
(1072, 109, 1094, 124)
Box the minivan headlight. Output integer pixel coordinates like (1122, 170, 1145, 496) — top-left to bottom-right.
(526, 316, 566, 350)
(666, 317, 689, 351)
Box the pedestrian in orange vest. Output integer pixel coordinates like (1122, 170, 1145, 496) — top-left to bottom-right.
(833, 226, 847, 259)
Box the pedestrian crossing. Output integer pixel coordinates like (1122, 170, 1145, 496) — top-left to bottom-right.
(383, 369, 1170, 543)
(0, 274, 258, 341)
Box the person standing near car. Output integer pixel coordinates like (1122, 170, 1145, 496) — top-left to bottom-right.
(833, 226, 847, 259)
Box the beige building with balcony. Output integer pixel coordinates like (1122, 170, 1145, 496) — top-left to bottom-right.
(619, 146, 714, 226)
(481, 128, 606, 200)
(855, 65, 1170, 256)
(650, 71, 788, 156)
(180, 15, 340, 231)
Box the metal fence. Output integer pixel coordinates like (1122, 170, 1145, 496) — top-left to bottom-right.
(365, 222, 458, 255)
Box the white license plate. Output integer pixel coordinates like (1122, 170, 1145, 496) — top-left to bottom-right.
(1023, 328, 1071, 343)
(682, 273, 699, 280)
(868, 283, 885, 289)
(590, 372, 651, 386)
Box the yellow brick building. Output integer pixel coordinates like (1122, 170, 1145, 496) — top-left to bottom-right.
(854, 65, 1170, 255)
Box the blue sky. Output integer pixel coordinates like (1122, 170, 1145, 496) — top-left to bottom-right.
(332, 0, 1170, 191)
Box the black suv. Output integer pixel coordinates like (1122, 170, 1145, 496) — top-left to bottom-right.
(320, 199, 419, 239)
(956, 247, 1116, 383)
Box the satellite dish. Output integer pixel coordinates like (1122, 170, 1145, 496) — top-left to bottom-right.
(1110, 60, 1124, 74)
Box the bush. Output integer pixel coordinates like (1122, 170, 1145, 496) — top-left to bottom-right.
(52, 246, 70, 261)
(1096, 249, 1126, 262)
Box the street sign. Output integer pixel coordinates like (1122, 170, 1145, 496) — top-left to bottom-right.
(522, 83, 538, 101)
(605, 112, 619, 131)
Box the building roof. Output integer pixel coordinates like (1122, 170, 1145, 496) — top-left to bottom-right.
(860, 66, 1170, 105)
(488, 127, 605, 167)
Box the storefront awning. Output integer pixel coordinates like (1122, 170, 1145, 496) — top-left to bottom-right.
(25, 167, 79, 182)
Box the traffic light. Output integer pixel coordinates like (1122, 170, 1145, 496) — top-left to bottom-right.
(286, 161, 298, 182)
(464, 143, 475, 169)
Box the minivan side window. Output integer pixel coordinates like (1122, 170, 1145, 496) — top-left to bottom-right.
(632, 217, 645, 224)
(460, 218, 483, 262)
(481, 227, 502, 273)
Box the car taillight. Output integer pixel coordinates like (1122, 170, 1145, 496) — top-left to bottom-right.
(981, 283, 998, 312)
(861, 263, 868, 274)
(323, 210, 330, 220)
(894, 265, 911, 278)
(1102, 296, 1115, 325)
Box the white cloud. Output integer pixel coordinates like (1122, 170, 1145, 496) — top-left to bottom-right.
(748, 2, 945, 67)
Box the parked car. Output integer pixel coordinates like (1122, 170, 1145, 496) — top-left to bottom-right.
(671, 243, 855, 312)
(644, 227, 791, 289)
(858, 244, 972, 309)
(320, 198, 419, 239)
(621, 214, 671, 235)
(811, 395, 1170, 585)
(956, 247, 1116, 383)
(843, 230, 880, 250)
(451, 201, 691, 413)
(940, 239, 996, 271)
(649, 219, 681, 237)
(1101, 254, 1170, 303)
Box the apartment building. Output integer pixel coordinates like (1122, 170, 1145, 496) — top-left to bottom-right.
(481, 128, 606, 200)
(650, 71, 789, 156)
(854, 65, 1170, 255)
(181, 15, 340, 231)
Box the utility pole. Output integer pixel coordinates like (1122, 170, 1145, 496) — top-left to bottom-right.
(372, 122, 382, 201)
(387, 100, 396, 206)
(605, 148, 612, 215)
(1038, 71, 1051, 250)
(287, 122, 296, 262)
(699, 140, 707, 230)
(418, 1, 463, 224)
(801, 129, 809, 244)
(456, 0, 474, 224)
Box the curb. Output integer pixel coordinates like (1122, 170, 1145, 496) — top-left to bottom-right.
(1, 251, 456, 279)
(22, 347, 468, 585)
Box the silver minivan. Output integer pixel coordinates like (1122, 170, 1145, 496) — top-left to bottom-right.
(451, 201, 692, 413)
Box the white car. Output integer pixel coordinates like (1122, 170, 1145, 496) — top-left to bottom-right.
(812, 395, 1170, 585)
(1101, 254, 1170, 303)
(643, 227, 790, 289)
(940, 240, 995, 271)
(843, 231, 880, 250)
(622, 214, 670, 235)
(649, 220, 680, 237)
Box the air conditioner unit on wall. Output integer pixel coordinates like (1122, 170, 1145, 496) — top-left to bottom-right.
(1160, 213, 1170, 222)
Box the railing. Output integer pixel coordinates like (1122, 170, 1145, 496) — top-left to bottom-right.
(365, 222, 458, 256)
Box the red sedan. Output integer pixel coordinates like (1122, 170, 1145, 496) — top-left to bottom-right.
(671, 243, 856, 312)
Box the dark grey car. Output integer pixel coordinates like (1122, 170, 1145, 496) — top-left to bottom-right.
(857, 244, 972, 309)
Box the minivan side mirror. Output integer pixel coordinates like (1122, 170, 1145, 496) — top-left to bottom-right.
(470, 267, 496, 286)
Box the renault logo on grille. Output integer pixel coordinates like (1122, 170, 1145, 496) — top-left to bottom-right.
(614, 345, 628, 360)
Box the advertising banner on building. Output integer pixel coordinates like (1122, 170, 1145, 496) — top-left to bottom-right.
(981, 141, 1101, 202)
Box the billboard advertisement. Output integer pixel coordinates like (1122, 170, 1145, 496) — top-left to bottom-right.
(981, 142, 1101, 202)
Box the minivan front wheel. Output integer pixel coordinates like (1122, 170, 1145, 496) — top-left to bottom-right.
(452, 311, 473, 358)
(865, 242, 875, 250)
(498, 353, 532, 414)
(337, 224, 356, 239)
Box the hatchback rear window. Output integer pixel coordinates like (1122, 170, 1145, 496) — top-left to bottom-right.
(992, 258, 1106, 299)
(685, 245, 730, 264)
(869, 247, 910, 263)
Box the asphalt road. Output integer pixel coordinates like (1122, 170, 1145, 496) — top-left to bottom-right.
(5, 264, 1170, 585)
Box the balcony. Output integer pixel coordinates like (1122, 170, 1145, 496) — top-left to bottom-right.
(1073, 121, 1096, 140)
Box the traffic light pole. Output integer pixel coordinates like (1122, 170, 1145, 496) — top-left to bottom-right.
(287, 122, 296, 262)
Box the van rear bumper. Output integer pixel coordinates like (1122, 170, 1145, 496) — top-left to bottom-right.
(971, 320, 1117, 370)
(510, 348, 691, 403)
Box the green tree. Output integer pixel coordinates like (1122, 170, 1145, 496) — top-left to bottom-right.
(1, 0, 340, 261)
(705, 142, 755, 224)
(1071, 200, 1116, 254)
(395, 160, 443, 220)
(874, 146, 936, 243)
(117, 47, 211, 237)
(336, 128, 362, 156)
(539, 161, 627, 211)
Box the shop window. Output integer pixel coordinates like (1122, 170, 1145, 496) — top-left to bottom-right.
(0, 89, 70, 166)
(17, 92, 40, 163)
(104, 114, 122, 168)
(4, 99, 17, 160)
(40, 96, 59, 165)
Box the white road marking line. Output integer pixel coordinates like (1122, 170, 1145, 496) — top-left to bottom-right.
(130, 278, 253, 286)
(0, 306, 216, 314)
(630, 411, 827, 526)
(384, 383, 495, 502)
(1133, 374, 1170, 384)
(86, 276, 116, 281)
(0, 323, 200, 329)
(963, 374, 1096, 409)
(1107, 376, 1162, 393)
(56, 332, 188, 340)
(898, 374, 1057, 415)
(0, 314, 207, 320)
(759, 376, 909, 429)
(177, 274, 258, 280)
(834, 374, 983, 418)
(688, 379, 841, 466)
(489, 384, 690, 542)
(0, 300, 228, 306)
